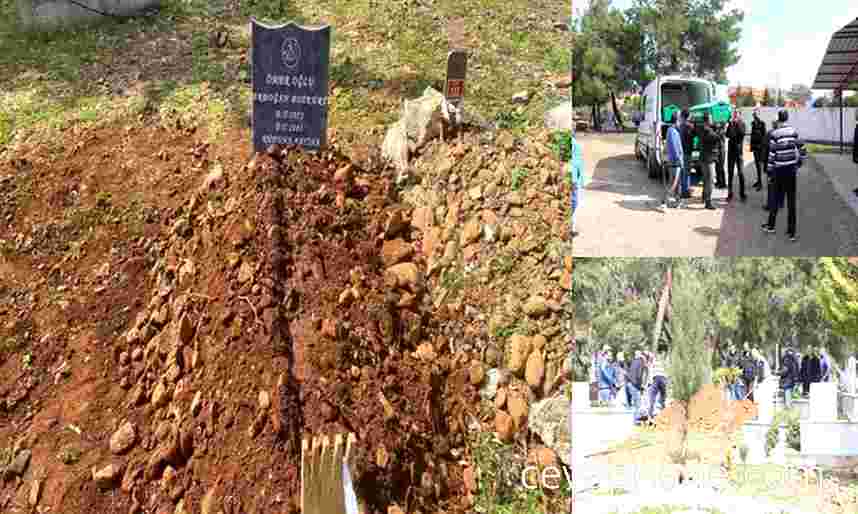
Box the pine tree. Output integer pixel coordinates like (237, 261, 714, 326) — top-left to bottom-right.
(667, 261, 709, 463)
(817, 258, 858, 346)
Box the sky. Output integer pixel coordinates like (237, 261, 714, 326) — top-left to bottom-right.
(574, 0, 858, 96)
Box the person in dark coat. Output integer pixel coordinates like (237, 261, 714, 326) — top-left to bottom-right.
(726, 111, 747, 202)
(780, 346, 800, 409)
(739, 346, 757, 401)
(800, 349, 822, 396)
(750, 110, 767, 190)
(721, 342, 739, 400)
(697, 113, 719, 210)
(853, 113, 858, 164)
(627, 350, 645, 412)
(715, 123, 727, 189)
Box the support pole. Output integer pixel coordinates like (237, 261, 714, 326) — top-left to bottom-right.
(840, 88, 844, 154)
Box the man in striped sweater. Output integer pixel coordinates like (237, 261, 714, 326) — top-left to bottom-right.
(762, 110, 807, 242)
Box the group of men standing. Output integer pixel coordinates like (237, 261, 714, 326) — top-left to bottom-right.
(721, 342, 770, 402)
(594, 345, 668, 424)
(664, 108, 807, 240)
(722, 341, 832, 409)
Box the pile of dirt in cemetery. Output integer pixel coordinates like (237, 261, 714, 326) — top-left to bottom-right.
(0, 120, 571, 513)
(652, 384, 758, 433)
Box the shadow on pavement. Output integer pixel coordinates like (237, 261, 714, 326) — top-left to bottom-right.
(616, 198, 661, 212)
(588, 154, 644, 195)
(693, 226, 720, 238)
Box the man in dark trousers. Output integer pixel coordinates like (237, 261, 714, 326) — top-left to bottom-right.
(750, 110, 767, 190)
(697, 113, 719, 210)
(726, 110, 747, 202)
(854, 111, 858, 165)
(739, 344, 757, 401)
(680, 110, 695, 199)
(715, 123, 727, 189)
(779, 346, 800, 409)
(627, 350, 645, 413)
(800, 349, 822, 397)
(762, 110, 807, 242)
(720, 341, 740, 400)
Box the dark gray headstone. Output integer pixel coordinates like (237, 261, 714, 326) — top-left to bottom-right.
(445, 50, 467, 105)
(250, 19, 331, 153)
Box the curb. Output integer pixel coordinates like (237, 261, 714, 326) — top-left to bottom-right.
(809, 154, 858, 221)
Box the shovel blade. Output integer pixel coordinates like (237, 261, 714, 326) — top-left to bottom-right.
(301, 432, 357, 514)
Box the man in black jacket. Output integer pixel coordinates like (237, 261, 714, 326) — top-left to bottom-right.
(800, 349, 822, 397)
(739, 345, 757, 401)
(627, 350, 645, 412)
(750, 110, 766, 190)
(853, 110, 858, 164)
(726, 111, 747, 202)
(697, 113, 718, 210)
(853, 116, 858, 165)
(780, 346, 800, 409)
(715, 124, 727, 189)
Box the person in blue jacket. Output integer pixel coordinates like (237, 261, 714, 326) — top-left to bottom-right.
(569, 132, 586, 239)
(597, 346, 618, 403)
(664, 111, 685, 208)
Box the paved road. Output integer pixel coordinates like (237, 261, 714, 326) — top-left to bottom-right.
(572, 133, 858, 256)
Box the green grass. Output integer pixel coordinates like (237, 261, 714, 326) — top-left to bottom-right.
(470, 431, 569, 514)
(511, 168, 529, 191)
(805, 143, 851, 154)
(610, 507, 725, 514)
(1, 0, 568, 152)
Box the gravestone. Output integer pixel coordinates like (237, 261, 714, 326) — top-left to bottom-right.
(810, 382, 838, 422)
(444, 50, 467, 109)
(755, 377, 776, 424)
(572, 382, 590, 410)
(847, 356, 857, 395)
(250, 19, 331, 153)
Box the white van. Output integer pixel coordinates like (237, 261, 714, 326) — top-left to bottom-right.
(634, 75, 721, 178)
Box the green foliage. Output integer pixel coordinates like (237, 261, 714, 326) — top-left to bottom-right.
(668, 263, 708, 404)
(494, 110, 529, 130)
(765, 409, 801, 456)
(817, 258, 858, 348)
(510, 168, 529, 191)
(576, 0, 745, 94)
(549, 130, 573, 162)
(714, 367, 741, 385)
(573, 258, 852, 371)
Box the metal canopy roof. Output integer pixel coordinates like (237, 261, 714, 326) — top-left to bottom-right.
(812, 17, 858, 91)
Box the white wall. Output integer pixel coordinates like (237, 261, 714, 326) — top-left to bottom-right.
(737, 107, 858, 145)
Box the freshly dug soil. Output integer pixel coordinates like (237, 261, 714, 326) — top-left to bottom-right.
(0, 126, 478, 514)
(652, 384, 758, 433)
